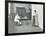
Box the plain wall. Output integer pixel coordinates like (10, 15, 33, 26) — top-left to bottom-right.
(32, 4, 43, 30)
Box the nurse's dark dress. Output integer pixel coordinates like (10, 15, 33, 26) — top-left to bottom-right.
(33, 13, 39, 26)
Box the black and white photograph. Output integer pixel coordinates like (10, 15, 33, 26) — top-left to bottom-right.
(5, 0, 45, 35)
(8, 2, 44, 33)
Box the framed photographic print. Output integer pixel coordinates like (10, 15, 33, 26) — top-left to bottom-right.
(5, 0, 45, 36)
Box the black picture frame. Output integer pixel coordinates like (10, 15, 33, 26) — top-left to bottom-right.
(5, 0, 45, 36)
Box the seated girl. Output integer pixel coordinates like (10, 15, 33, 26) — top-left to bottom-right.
(14, 14, 21, 24)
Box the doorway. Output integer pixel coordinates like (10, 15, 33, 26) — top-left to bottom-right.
(16, 7, 26, 17)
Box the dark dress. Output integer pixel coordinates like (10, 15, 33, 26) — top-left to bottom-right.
(33, 16, 35, 24)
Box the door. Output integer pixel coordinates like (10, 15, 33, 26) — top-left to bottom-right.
(16, 7, 26, 17)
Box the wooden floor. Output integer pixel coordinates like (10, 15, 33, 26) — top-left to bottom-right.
(8, 18, 43, 33)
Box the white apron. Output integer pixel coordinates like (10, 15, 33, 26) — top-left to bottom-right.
(14, 14, 21, 24)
